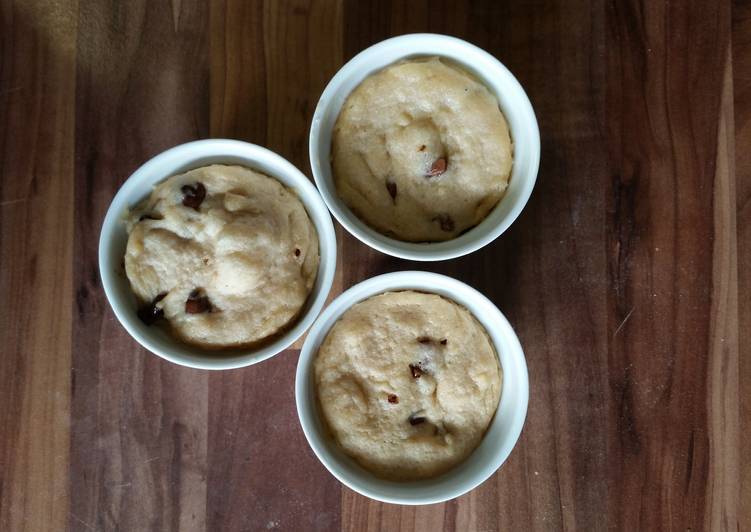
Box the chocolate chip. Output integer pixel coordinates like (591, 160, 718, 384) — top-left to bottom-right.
(137, 292, 167, 325)
(440, 338, 448, 345)
(426, 157, 447, 177)
(185, 297, 210, 314)
(138, 305, 163, 325)
(433, 213, 455, 232)
(386, 180, 397, 201)
(417, 336, 432, 344)
(409, 363, 423, 379)
(294, 248, 301, 257)
(419, 144, 426, 152)
(185, 289, 211, 314)
(409, 414, 426, 426)
(181, 182, 206, 210)
(387, 394, 399, 404)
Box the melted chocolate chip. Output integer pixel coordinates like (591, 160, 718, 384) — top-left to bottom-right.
(433, 213, 455, 232)
(440, 338, 448, 345)
(294, 248, 301, 257)
(386, 180, 397, 201)
(426, 157, 447, 177)
(137, 292, 167, 325)
(409, 414, 426, 426)
(387, 394, 399, 404)
(409, 364, 423, 379)
(185, 289, 211, 314)
(417, 336, 432, 344)
(418, 144, 426, 152)
(181, 182, 206, 210)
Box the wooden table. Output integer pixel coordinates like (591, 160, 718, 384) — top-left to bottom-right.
(1, 1, 746, 530)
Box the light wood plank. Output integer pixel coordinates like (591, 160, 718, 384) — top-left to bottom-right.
(706, 43, 739, 532)
(731, 0, 751, 529)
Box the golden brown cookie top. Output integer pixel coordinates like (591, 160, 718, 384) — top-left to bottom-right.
(314, 291, 502, 480)
(125, 164, 319, 349)
(332, 57, 513, 242)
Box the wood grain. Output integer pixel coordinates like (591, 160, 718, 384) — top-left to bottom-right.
(606, 2, 733, 529)
(0, 1, 75, 531)
(0, 0, 744, 530)
(732, 0, 751, 528)
(72, 1, 210, 530)
(206, 1, 343, 530)
(707, 40, 739, 532)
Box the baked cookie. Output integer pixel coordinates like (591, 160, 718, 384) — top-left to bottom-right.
(332, 57, 513, 242)
(124, 164, 319, 349)
(314, 291, 502, 481)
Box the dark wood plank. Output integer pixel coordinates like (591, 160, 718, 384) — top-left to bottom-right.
(606, 2, 736, 529)
(209, 0, 267, 144)
(206, 1, 344, 530)
(71, 1, 211, 530)
(206, 354, 341, 531)
(0, 1, 76, 530)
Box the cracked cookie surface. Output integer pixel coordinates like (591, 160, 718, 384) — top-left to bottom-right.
(332, 57, 513, 242)
(124, 164, 319, 349)
(314, 290, 502, 480)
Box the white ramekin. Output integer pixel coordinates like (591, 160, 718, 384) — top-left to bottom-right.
(99, 139, 337, 370)
(309, 34, 540, 261)
(295, 271, 529, 504)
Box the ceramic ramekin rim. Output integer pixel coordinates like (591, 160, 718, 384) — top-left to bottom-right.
(309, 33, 541, 261)
(99, 138, 337, 370)
(295, 271, 529, 504)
